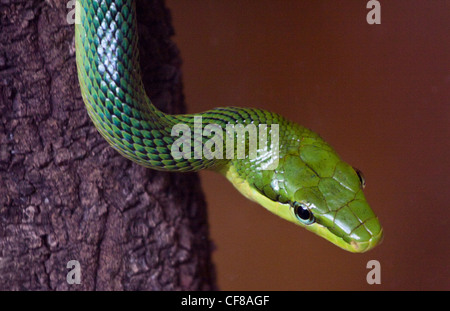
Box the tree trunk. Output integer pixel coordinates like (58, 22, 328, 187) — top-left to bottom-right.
(0, 0, 216, 290)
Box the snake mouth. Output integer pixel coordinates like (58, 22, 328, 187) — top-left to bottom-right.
(307, 221, 384, 253)
(348, 227, 384, 253)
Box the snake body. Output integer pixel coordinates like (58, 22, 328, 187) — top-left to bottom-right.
(75, 0, 383, 252)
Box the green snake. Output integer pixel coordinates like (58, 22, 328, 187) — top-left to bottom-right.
(75, 0, 383, 252)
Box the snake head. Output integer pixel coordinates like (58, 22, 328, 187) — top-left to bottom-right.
(289, 158, 383, 252)
(279, 135, 383, 252)
(224, 129, 383, 253)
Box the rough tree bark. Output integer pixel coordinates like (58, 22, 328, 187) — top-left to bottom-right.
(0, 0, 216, 290)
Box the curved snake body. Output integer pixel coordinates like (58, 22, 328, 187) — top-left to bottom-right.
(75, 0, 383, 252)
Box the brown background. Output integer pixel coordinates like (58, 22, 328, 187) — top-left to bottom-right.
(165, 0, 449, 290)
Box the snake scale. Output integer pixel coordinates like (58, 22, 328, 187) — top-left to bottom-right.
(75, 0, 383, 252)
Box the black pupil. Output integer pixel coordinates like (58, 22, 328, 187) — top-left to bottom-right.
(296, 205, 310, 220)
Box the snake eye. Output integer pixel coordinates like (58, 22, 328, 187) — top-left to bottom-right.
(292, 202, 315, 225)
(353, 167, 366, 189)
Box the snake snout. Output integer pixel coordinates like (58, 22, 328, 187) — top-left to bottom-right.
(349, 225, 384, 253)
